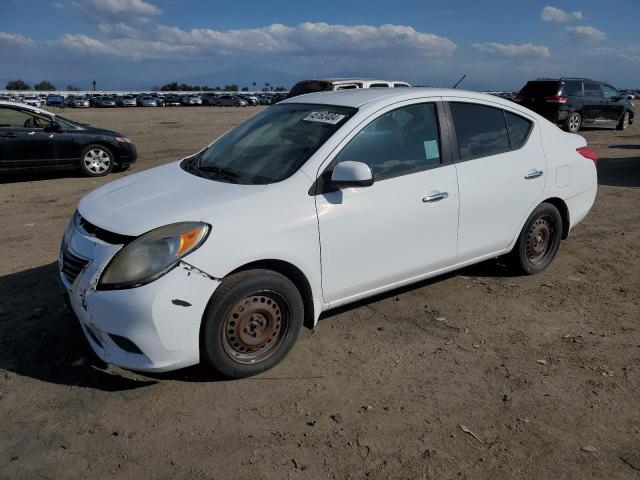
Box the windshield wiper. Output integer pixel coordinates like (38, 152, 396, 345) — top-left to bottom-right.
(197, 164, 242, 183)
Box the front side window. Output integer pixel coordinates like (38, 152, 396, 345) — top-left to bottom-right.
(0, 107, 51, 129)
(603, 85, 619, 100)
(192, 103, 356, 184)
(335, 103, 441, 179)
(583, 82, 602, 97)
(450, 103, 510, 160)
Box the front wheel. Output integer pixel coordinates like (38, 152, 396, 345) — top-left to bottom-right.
(79, 145, 114, 177)
(565, 112, 582, 133)
(201, 269, 303, 378)
(617, 111, 630, 131)
(510, 203, 563, 275)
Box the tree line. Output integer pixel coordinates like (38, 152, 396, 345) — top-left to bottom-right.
(5, 79, 288, 92)
(5, 79, 83, 91)
(155, 82, 288, 92)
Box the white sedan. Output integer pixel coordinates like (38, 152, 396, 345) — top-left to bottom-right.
(60, 88, 597, 378)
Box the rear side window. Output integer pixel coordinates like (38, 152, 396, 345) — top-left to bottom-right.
(520, 81, 559, 97)
(369, 83, 390, 88)
(505, 112, 532, 149)
(449, 103, 510, 160)
(584, 82, 602, 97)
(562, 81, 583, 96)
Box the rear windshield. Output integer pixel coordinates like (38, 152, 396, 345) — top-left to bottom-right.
(288, 80, 332, 98)
(519, 81, 560, 97)
(185, 103, 356, 184)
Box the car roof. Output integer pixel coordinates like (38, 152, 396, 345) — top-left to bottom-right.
(280, 87, 517, 109)
(0, 100, 54, 116)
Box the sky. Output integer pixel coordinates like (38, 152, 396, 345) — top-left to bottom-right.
(1, 0, 639, 90)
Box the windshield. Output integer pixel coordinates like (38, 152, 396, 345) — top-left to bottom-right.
(186, 103, 356, 184)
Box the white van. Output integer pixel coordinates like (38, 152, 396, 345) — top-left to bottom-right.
(288, 78, 411, 98)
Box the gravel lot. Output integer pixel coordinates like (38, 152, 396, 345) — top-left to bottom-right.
(1, 104, 639, 479)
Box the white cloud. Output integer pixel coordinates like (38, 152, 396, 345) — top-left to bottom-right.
(589, 46, 640, 65)
(471, 42, 551, 59)
(52, 22, 457, 63)
(541, 6, 583, 23)
(0, 32, 34, 46)
(566, 26, 607, 41)
(57, 0, 160, 22)
(156, 22, 457, 58)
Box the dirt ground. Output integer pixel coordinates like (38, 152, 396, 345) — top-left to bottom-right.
(1, 104, 639, 480)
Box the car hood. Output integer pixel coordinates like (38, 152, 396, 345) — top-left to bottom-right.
(77, 161, 266, 236)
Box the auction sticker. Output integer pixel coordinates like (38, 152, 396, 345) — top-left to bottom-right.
(303, 111, 346, 124)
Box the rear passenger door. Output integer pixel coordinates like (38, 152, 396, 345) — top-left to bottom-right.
(444, 100, 545, 261)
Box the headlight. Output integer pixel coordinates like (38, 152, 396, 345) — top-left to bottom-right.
(98, 222, 210, 290)
(115, 136, 130, 143)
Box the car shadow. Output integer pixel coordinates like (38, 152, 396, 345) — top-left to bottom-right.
(0, 257, 518, 388)
(609, 145, 640, 150)
(0, 262, 158, 391)
(597, 155, 640, 188)
(0, 169, 80, 184)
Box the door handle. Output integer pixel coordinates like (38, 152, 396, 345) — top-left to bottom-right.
(524, 169, 544, 180)
(422, 192, 449, 203)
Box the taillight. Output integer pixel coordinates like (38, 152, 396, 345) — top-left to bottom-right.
(577, 146, 597, 166)
(514, 93, 524, 102)
(544, 95, 568, 103)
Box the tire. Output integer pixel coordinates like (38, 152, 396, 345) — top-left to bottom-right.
(565, 112, 582, 133)
(201, 269, 304, 378)
(79, 144, 114, 177)
(216, 102, 222, 107)
(234, 102, 240, 107)
(617, 111, 630, 131)
(510, 203, 563, 275)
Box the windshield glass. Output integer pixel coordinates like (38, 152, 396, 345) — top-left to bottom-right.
(188, 103, 356, 184)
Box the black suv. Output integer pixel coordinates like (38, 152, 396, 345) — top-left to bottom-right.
(515, 78, 635, 133)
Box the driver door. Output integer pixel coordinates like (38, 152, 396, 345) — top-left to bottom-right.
(315, 101, 459, 306)
(0, 106, 56, 168)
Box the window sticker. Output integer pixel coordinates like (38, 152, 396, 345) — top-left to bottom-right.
(423, 139, 440, 160)
(303, 111, 347, 125)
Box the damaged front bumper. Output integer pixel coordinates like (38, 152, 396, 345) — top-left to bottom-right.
(59, 219, 220, 372)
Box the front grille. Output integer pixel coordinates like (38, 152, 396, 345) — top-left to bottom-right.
(61, 248, 89, 284)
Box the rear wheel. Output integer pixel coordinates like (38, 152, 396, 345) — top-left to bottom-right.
(565, 112, 582, 133)
(510, 203, 563, 275)
(79, 145, 114, 177)
(617, 111, 630, 130)
(201, 269, 303, 378)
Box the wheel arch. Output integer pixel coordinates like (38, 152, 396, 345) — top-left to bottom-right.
(542, 197, 570, 239)
(227, 259, 316, 329)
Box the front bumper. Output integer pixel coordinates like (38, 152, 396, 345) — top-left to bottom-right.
(115, 142, 138, 165)
(59, 218, 220, 372)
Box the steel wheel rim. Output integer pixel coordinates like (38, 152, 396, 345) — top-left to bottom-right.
(569, 114, 580, 132)
(221, 291, 289, 364)
(526, 216, 556, 264)
(83, 149, 110, 173)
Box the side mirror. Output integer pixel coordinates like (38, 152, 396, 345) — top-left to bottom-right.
(45, 122, 62, 133)
(330, 161, 374, 188)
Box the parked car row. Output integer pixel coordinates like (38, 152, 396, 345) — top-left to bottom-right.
(0, 92, 290, 109)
